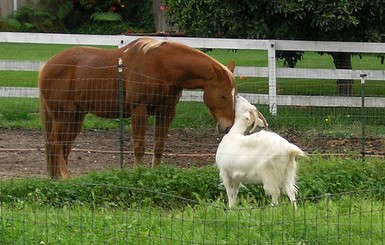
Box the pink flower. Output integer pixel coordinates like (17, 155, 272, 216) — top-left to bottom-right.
(110, 5, 116, 11)
(160, 5, 167, 11)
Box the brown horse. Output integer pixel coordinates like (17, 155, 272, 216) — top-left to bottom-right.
(38, 37, 237, 179)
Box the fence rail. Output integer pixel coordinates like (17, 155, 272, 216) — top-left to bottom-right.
(1, 32, 385, 114)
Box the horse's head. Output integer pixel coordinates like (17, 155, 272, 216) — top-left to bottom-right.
(203, 61, 237, 133)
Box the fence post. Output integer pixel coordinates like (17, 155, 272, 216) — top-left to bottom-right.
(118, 58, 125, 169)
(268, 41, 277, 115)
(360, 72, 367, 163)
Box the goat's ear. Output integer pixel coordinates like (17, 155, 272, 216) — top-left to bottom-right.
(244, 111, 252, 122)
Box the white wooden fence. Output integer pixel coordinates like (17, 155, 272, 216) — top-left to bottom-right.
(1, 32, 385, 114)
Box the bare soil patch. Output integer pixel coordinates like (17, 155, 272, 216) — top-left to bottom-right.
(1, 128, 384, 179)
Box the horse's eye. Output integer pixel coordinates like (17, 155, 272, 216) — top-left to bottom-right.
(221, 95, 226, 99)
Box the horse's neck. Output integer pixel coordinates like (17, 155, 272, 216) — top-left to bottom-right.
(168, 54, 215, 89)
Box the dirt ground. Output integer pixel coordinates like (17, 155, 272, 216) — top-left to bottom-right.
(0, 127, 384, 180)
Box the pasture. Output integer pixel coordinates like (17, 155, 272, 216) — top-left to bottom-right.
(1, 41, 385, 243)
(1, 158, 385, 244)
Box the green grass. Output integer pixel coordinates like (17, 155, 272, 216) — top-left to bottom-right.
(1, 43, 384, 244)
(1, 44, 385, 96)
(1, 198, 384, 244)
(2, 97, 385, 138)
(1, 157, 385, 244)
(2, 156, 385, 209)
(0, 98, 215, 129)
(0, 71, 38, 87)
(0, 43, 384, 136)
(0, 43, 115, 61)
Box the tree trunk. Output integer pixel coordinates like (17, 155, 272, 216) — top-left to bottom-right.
(330, 52, 353, 96)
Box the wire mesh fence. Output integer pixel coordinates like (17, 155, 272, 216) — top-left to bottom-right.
(1, 77, 385, 178)
(1, 183, 384, 244)
(1, 38, 385, 243)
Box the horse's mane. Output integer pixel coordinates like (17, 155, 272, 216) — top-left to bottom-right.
(134, 38, 167, 54)
(133, 37, 234, 84)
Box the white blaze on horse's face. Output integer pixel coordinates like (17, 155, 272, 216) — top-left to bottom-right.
(231, 88, 236, 110)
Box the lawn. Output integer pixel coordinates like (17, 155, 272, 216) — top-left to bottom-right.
(1, 42, 384, 133)
(1, 157, 385, 244)
(1, 42, 385, 96)
(1, 197, 383, 244)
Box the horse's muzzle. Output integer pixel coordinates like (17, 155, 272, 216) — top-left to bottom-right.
(216, 123, 231, 134)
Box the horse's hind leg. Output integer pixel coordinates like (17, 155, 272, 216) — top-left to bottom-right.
(152, 107, 177, 167)
(53, 113, 85, 179)
(62, 113, 86, 170)
(131, 105, 149, 167)
(40, 99, 59, 179)
(44, 110, 85, 179)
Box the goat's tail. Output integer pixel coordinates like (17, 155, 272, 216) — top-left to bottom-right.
(289, 144, 305, 159)
(286, 144, 305, 192)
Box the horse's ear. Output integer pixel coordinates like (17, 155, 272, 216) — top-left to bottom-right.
(227, 61, 235, 73)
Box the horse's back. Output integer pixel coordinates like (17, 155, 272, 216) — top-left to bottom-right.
(38, 46, 125, 118)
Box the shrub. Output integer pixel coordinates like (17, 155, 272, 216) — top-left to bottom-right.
(1, 0, 155, 34)
(1, 157, 385, 209)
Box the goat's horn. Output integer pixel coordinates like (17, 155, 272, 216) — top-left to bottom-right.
(249, 109, 260, 133)
(258, 111, 269, 130)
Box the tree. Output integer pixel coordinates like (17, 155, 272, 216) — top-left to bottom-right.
(166, 0, 385, 95)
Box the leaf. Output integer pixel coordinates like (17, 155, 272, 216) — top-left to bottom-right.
(57, 1, 74, 20)
(90, 11, 123, 22)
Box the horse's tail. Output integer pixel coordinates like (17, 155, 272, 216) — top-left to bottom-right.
(38, 67, 57, 178)
(38, 65, 50, 142)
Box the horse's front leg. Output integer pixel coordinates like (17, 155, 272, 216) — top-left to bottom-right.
(152, 108, 176, 167)
(131, 105, 149, 167)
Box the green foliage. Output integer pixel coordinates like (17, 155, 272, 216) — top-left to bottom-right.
(71, 0, 155, 33)
(0, 17, 21, 31)
(268, 0, 385, 42)
(1, 157, 385, 208)
(12, 5, 58, 32)
(0, 0, 154, 34)
(166, 0, 385, 87)
(90, 11, 123, 22)
(297, 156, 385, 200)
(167, 0, 385, 42)
(73, 21, 130, 35)
(56, 0, 74, 20)
(166, 0, 267, 38)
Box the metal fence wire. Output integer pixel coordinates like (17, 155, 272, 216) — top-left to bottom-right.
(1, 184, 385, 244)
(1, 37, 385, 244)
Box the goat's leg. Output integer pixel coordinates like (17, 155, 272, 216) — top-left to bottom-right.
(284, 182, 298, 209)
(263, 183, 280, 206)
(220, 171, 240, 208)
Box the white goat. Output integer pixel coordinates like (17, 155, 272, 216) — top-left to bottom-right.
(216, 96, 304, 208)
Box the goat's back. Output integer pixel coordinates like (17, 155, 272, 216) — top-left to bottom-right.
(216, 130, 304, 183)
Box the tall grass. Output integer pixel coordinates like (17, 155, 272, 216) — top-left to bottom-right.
(1, 156, 385, 244)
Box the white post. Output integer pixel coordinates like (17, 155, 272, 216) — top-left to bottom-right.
(13, 0, 18, 12)
(268, 40, 277, 115)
